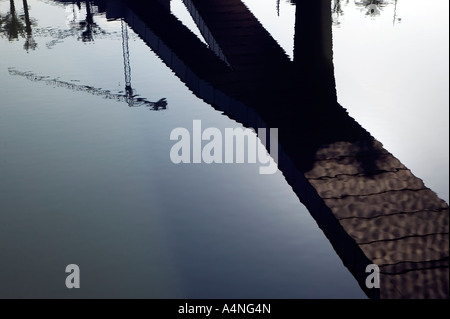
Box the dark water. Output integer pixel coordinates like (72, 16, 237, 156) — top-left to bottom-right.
(0, 0, 448, 298)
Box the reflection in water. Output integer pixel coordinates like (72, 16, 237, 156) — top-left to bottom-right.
(0, 0, 112, 50)
(392, 0, 401, 25)
(0, 0, 38, 51)
(8, 68, 168, 110)
(78, 0, 101, 42)
(106, 0, 447, 298)
(332, 0, 348, 27)
(0, 0, 25, 41)
(22, 0, 37, 51)
(1, 0, 447, 298)
(44, 1, 111, 48)
(60, 0, 107, 43)
(331, 0, 401, 26)
(276, 0, 296, 16)
(5, 0, 161, 109)
(121, 19, 134, 106)
(356, 0, 384, 17)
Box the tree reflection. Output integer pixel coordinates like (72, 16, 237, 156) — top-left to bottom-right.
(57, 1, 106, 43)
(332, 0, 349, 27)
(0, 0, 25, 41)
(80, 1, 94, 42)
(276, 0, 296, 16)
(77, 1, 104, 42)
(22, 0, 37, 51)
(0, 0, 37, 50)
(393, 0, 401, 25)
(355, 0, 388, 17)
(43, 2, 109, 49)
(329, 0, 401, 25)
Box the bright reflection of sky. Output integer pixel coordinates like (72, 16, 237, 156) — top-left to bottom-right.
(240, 0, 297, 59)
(332, 0, 449, 203)
(171, 0, 207, 44)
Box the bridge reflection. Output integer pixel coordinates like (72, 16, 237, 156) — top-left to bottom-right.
(54, 0, 449, 298)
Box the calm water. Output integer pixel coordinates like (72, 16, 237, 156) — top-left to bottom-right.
(0, 0, 448, 298)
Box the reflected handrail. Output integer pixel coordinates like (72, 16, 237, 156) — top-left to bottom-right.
(121, 19, 134, 106)
(8, 67, 168, 110)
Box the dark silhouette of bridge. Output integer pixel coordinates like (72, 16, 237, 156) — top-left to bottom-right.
(55, 0, 449, 298)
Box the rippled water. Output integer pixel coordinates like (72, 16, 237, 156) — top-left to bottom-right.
(0, 0, 448, 298)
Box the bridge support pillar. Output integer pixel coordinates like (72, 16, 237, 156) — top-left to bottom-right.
(294, 0, 337, 103)
(105, 0, 124, 20)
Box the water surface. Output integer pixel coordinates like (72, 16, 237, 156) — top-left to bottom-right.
(0, 0, 448, 298)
